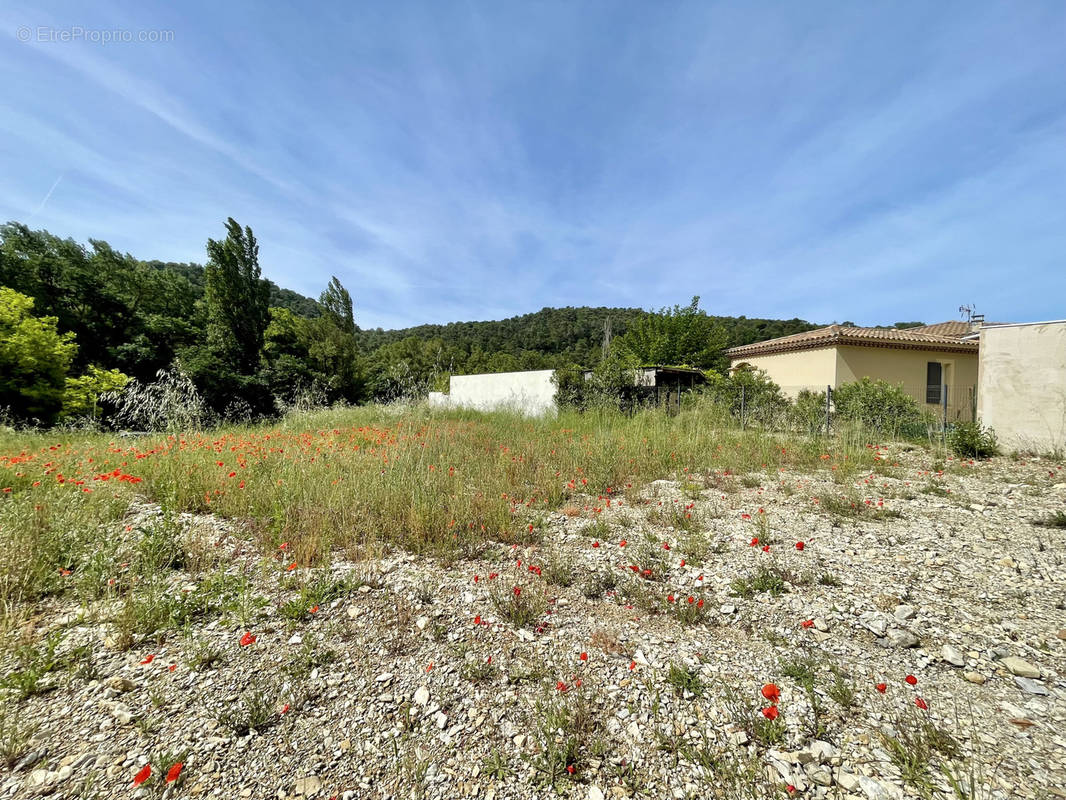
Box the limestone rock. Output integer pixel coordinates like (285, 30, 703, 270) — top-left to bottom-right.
(1000, 656, 1039, 678)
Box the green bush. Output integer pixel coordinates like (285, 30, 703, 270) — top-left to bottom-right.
(792, 389, 828, 434)
(832, 378, 922, 433)
(702, 368, 789, 427)
(947, 421, 997, 458)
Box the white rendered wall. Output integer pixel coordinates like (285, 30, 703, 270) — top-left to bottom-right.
(978, 321, 1066, 454)
(434, 370, 557, 416)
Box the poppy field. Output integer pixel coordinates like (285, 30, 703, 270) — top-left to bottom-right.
(0, 402, 1063, 799)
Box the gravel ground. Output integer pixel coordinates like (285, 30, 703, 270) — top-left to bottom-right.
(4, 447, 1064, 800)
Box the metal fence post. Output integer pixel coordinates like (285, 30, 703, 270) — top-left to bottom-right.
(740, 384, 746, 430)
(942, 383, 949, 438)
(825, 385, 832, 435)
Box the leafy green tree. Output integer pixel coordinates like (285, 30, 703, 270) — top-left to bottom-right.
(320, 276, 357, 335)
(0, 288, 77, 423)
(63, 366, 130, 419)
(615, 297, 728, 371)
(202, 218, 271, 376)
(261, 307, 316, 402)
(261, 278, 366, 406)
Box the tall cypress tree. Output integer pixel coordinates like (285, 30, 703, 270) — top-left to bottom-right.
(203, 218, 270, 376)
(319, 276, 357, 335)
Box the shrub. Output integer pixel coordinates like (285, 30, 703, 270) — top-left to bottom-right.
(730, 566, 788, 599)
(832, 378, 922, 434)
(792, 389, 828, 434)
(102, 367, 211, 432)
(947, 421, 997, 458)
(702, 368, 790, 428)
(490, 582, 546, 629)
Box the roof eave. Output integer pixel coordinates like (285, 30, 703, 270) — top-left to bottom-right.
(727, 337, 979, 359)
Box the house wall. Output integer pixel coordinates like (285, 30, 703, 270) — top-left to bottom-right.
(977, 322, 1066, 454)
(729, 348, 838, 397)
(835, 346, 978, 419)
(428, 370, 558, 416)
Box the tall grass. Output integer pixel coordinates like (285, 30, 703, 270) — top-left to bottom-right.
(0, 399, 878, 618)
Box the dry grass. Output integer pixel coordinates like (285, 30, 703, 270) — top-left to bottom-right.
(0, 401, 877, 631)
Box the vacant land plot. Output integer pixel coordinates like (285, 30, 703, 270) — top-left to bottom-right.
(0, 404, 1063, 799)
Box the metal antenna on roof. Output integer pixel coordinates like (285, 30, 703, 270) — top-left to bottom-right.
(958, 304, 975, 323)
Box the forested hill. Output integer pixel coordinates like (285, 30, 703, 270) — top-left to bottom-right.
(357, 307, 821, 370)
(1, 219, 823, 420)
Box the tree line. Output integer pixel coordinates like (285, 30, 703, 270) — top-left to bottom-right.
(1, 218, 824, 426)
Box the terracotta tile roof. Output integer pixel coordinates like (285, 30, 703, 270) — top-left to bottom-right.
(726, 322, 980, 358)
(905, 321, 973, 337)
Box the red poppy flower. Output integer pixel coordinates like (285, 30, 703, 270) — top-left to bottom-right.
(474, 615, 482, 625)
(742, 513, 751, 520)
(239, 631, 256, 646)
(795, 541, 805, 551)
(168, 664, 176, 672)
(801, 619, 814, 629)
(762, 545, 770, 552)
(915, 697, 928, 710)
(761, 705, 779, 720)
(280, 703, 290, 714)
(905, 674, 918, 686)
(876, 682, 887, 693)
(679, 559, 685, 567)
(619, 539, 627, 547)
(761, 683, 780, 702)
(579, 652, 588, 661)
(592, 541, 600, 548)
(750, 537, 759, 547)
(165, 762, 183, 783)
(140, 653, 155, 665)
(667, 594, 675, 603)
(133, 764, 151, 786)
(629, 660, 636, 670)
(513, 586, 522, 597)
(286, 562, 297, 571)
(556, 681, 567, 692)
(309, 605, 318, 614)
(662, 542, 670, 550)
(566, 765, 575, 774)
(687, 596, 695, 604)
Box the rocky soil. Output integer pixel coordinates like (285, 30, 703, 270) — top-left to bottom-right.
(3, 448, 1064, 800)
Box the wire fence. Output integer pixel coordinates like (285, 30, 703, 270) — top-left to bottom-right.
(730, 383, 978, 436)
(556, 368, 978, 439)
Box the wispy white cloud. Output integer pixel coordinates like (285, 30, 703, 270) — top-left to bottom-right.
(1, 0, 1063, 328)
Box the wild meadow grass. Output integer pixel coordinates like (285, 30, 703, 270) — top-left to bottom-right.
(0, 399, 878, 627)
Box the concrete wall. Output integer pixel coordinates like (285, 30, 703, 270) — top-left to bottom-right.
(978, 321, 1066, 454)
(428, 370, 558, 416)
(730, 348, 838, 398)
(835, 346, 978, 420)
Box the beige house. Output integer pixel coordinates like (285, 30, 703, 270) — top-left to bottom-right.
(977, 320, 1066, 454)
(726, 321, 979, 420)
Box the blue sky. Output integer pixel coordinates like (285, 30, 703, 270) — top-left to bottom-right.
(2, 2, 1064, 330)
